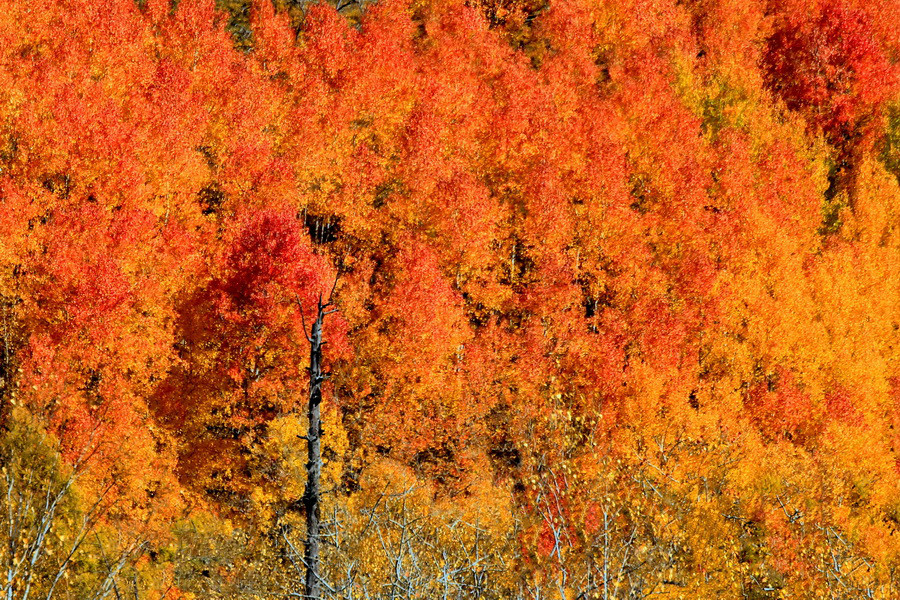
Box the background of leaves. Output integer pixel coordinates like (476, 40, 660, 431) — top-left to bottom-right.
(4, 0, 900, 597)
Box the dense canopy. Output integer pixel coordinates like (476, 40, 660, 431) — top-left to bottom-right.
(4, 0, 900, 597)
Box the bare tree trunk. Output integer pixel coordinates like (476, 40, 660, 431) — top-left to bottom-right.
(303, 295, 333, 600)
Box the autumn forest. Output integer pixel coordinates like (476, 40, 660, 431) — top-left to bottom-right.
(4, 0, 900, 597)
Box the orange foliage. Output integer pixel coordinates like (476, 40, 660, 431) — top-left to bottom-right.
(4, 0, 900, 596)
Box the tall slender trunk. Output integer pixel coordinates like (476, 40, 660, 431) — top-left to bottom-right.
(304, 296, 330, 600)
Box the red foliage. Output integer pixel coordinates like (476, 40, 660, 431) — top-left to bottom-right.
(763, 0, 898, 146)
(745, 368, 824, 445)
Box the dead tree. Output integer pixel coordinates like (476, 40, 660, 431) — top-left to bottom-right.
(301, 293, 338, 600)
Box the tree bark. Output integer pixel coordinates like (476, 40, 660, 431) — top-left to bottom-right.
(303, 296, 329, 600)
